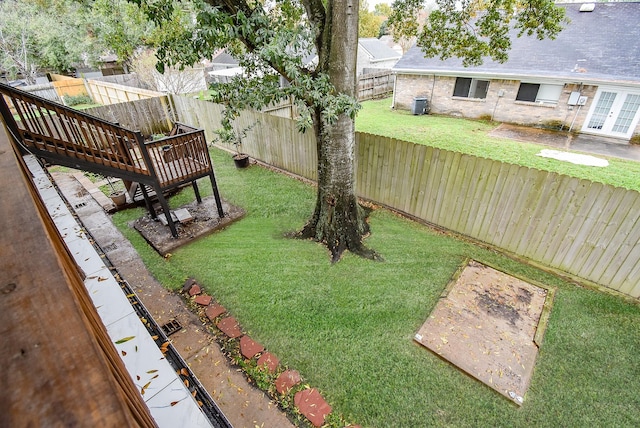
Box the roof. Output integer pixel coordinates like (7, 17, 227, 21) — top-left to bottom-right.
(393, 2, 640, 85)
(211, 51, 240, 66)
(359, 38, 402, 62)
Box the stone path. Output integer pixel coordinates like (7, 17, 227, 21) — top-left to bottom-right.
(52, 172, 297, 428)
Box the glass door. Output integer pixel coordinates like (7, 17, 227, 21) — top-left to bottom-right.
(583, 88, 640, 138)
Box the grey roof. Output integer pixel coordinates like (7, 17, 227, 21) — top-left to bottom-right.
(359, 38, 402, 61)
(393, 2, 640, 84)
(211, 51, 240, 66)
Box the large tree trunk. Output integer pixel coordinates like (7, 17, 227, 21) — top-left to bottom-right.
(296, 0, 380, 262)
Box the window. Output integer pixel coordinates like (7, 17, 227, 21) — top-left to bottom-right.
(516, 83, 563, 104)
(453, 77, 489, 99)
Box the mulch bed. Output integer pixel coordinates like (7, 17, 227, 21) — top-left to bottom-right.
(133, 196, 245, 256)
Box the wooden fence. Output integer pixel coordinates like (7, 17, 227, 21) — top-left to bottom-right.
(353, 134, 640, 299)
(20, 83, 61, 103)
(49, 74, 89, 99)
(171, 96, 318, 180)
(357, 71, 395, 101)
(86, 78, 163, 106)
(95, 93, 640, 299)
(249, 72, 395, 120)
(85, 96, 176, 137)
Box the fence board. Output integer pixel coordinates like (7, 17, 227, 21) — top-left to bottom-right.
(581, 189, 637, 279)
(482, 162, 509, 243)
(499, 167, 543, 252)
(562, 183, 615, 266)
(619, 257, 640, 298)
(513, 170, 557, 255)
(467, 160, 500, 240)
(450, 154, 475, 232)
(407, 144, 427, 215)
(552, 182, 602, 270)
(85, 97, 175, 136)
(364, 135, 380, 202)
(556, 182, 610, 271)
(594, 195, 640, 287)
(527, 174, 572, 259)
(436, 151, 462, 226)
(539, 178, 590, 265)
(420, 147, 440, 222)
(448, 154, 472, 232)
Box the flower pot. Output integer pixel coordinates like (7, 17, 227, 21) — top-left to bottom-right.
(109, 191, 127, 207)
(233, 153, 250, 168)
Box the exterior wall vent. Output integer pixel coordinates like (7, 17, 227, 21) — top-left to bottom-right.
(580, 3, 595, 12)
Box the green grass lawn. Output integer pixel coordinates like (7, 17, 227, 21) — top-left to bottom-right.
(356, 98, 640, 191)
(112, 145, 640, 427)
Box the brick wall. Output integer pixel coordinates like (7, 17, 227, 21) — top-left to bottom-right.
(394, 74, 602, 131)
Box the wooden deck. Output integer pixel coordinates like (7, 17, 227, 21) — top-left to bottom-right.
(0, 82, 224, 237)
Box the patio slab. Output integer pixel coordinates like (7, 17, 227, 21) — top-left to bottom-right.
(415, 260, 553, 405)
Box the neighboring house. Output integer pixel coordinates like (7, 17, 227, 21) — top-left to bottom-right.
(392, 2, 640, 141)
(206, 51, 241, 83)
(209, 39, 400, 83)
(357, 38, 402, 75)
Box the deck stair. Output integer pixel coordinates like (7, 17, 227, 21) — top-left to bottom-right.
(0, 82, 224, 237)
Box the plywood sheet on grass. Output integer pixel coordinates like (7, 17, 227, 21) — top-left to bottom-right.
(415, 260, 549, 405)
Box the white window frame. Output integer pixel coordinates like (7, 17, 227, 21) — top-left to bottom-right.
(516, 82, 563, 105)
(453, 77, 489, 99)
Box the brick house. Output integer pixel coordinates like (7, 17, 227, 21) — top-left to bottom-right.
(392, 2, 640, 141)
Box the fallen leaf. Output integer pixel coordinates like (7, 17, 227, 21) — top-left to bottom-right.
(180, 368, 189, 376)
(170, 401, 179, 407)
(141, 381, 151, 395)
(121, 350, 127, 356)
(147, 369, 158, 374)
(115, 336, 135, 344)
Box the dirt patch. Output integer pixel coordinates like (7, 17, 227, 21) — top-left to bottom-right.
(489, 123, 573, 148)
(414, 260, 552, 405)
(133, 197, 245, 256)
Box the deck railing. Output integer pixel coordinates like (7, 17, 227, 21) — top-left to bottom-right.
(0, 83, 215, 190)
(144, 126, 212, 188)
(0, 82, 225, 238)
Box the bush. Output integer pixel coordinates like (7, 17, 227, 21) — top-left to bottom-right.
(540, 119, 566, 130)
(64, 94, 93, 106)
(629, 134, 640, 145)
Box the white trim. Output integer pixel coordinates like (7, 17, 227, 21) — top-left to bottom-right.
(393, 68, 640, 89)
(581, 86, 640, 139)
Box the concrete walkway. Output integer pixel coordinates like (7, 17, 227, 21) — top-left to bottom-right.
(52, 171, 295, 428)
(490, 123, 640, 162)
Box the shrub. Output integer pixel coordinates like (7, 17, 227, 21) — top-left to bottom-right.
(64, 94, 93, 106)
(540, 119, 566, 130)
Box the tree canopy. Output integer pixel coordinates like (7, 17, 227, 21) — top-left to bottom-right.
(388, 0, 567, 66)
(359, 1, 385, 38)
(141, 0, 567, 261)
(0, 0, 170, 81)
(0, 0, 91, 82)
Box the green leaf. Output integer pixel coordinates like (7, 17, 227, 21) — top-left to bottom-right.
(115, 335, 136, 344)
